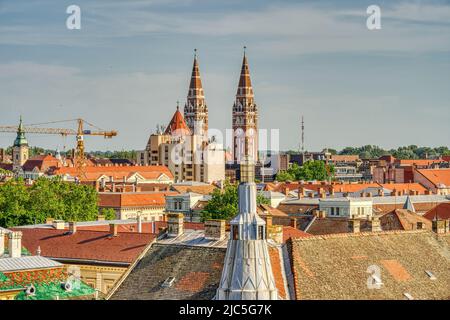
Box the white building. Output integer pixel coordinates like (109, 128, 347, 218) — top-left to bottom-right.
(319, 197, 373, 218)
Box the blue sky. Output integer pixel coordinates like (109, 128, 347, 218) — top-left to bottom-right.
(0, 0, 449, 152)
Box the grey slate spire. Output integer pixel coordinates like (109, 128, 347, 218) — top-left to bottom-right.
(403, 195, 415, 212)
(216, 156, 278, 300)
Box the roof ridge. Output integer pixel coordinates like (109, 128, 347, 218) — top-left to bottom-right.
(291, 229, 431, 242)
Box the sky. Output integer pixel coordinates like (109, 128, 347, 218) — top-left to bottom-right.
(0, 0, 449, 153)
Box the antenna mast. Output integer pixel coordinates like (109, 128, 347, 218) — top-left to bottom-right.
(301, 115, 305, 153)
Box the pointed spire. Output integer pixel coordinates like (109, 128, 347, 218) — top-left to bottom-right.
(403, 195, 415, 212)
(14, 115, 28, 147)
(237, 47, 253, 96)
(185, 49, 208, 136)
(188, 49, 204, 96)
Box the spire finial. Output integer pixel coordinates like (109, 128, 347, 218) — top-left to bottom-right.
(243, 46, 246, 57)
(194, 48, 197, 59)
(176, 100, 180, 110)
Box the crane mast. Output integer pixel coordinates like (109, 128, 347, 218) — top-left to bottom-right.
(0, 118, 117, 179)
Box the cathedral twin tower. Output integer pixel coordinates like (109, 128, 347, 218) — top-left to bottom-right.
(183, 49, 259, 163)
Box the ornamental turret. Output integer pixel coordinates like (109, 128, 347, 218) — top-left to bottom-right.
(216, 156, 278, 300)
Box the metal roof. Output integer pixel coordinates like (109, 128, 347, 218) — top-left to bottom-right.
(157, 229, 229, 248)
(0, 255, 62, 272)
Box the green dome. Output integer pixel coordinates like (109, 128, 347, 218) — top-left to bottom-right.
(13, 116, 28, 147)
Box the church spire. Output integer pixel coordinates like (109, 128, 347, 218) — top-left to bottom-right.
(237, 47, 253, 97)
(184, 49, 208, 137)
(232, 48, 258, 163)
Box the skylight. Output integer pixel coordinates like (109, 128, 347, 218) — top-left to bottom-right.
(404, 293, 413, 300)
(425, 270, 436, 280)
(161, 276, 176, 288)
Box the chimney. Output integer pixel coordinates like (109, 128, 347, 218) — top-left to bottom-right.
(46, 217, 54, 225)
(290, 217, 297, 229)
(432, 219, 447, 234)
(320, 192, 326, 199)
(109, 223, 118, 237)
(0, 229, 5, 256)
(313, 210, 320, 218)
(348, 219, 360, 233)
(370, 216, 381, 232)
(308, 192, 314, 198)
(284, 187, 290, 196)
(167, 213, 184, 237)
(204, 219, 226, 241)
(137, 214, 142, 233)
(319, 210, 327, 219)
(8, 231, 22, 258)
(367, 192, 373, 198)
(97, 215, 105, 221)
(298, 187, 304, 199)
(378, 189, 384, 197)
(69, 221, 77, 234)
(36, 246, 41, 256)
(330, 187, 335, 197)
(53, 220, 65, 230)
(265, 215, 273, 227)
(100, 177, 106, 190)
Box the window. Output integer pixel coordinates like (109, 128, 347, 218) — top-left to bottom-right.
(232, 225, 239, 240)
(336, 207, 340, 216)
(258, 226, 265, 240)
(331, 208, 335, 216)
(417, 222, 423, 230)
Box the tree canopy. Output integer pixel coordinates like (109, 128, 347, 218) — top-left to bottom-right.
(0, 177, 99, 228)
(201, 182, 270, 221)
(276, 161, 335, 182)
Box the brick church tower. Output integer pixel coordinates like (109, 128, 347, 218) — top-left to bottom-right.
(184, 50, 208, 140)
(232, 49, 258, 163)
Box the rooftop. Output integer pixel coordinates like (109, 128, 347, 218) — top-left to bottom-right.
(12, 227, 156, 265)
(290, 230, 450, 300)
(0, 255, 62, 272)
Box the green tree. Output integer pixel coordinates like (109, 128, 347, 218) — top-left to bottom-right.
(276, 161, 334, 182)
(201, 182, 269, 221)
(100, 208, 117, 220)
(0, 177, 99, 228)
(0, 178, 30, 227)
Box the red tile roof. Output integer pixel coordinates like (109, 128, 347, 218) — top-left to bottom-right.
(22, 155, 61, 172)
(282, 226, 312, 242)
(13, 228, 155, 264)
(164, 108, 191, 136)
(397, 159, 444, 166)
(73, 221, 204, 233)
(416, 169, 450, 187)
(423, 202, 450, 221)
(53, 165, 174, 181)
(98, 192, 178, 208)
(268, 246, 287, 299)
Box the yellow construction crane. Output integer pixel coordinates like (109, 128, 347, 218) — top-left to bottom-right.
(0, 118, 117, 179)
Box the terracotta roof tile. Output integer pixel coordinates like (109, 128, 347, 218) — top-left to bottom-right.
(13, 228, 155, 264)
